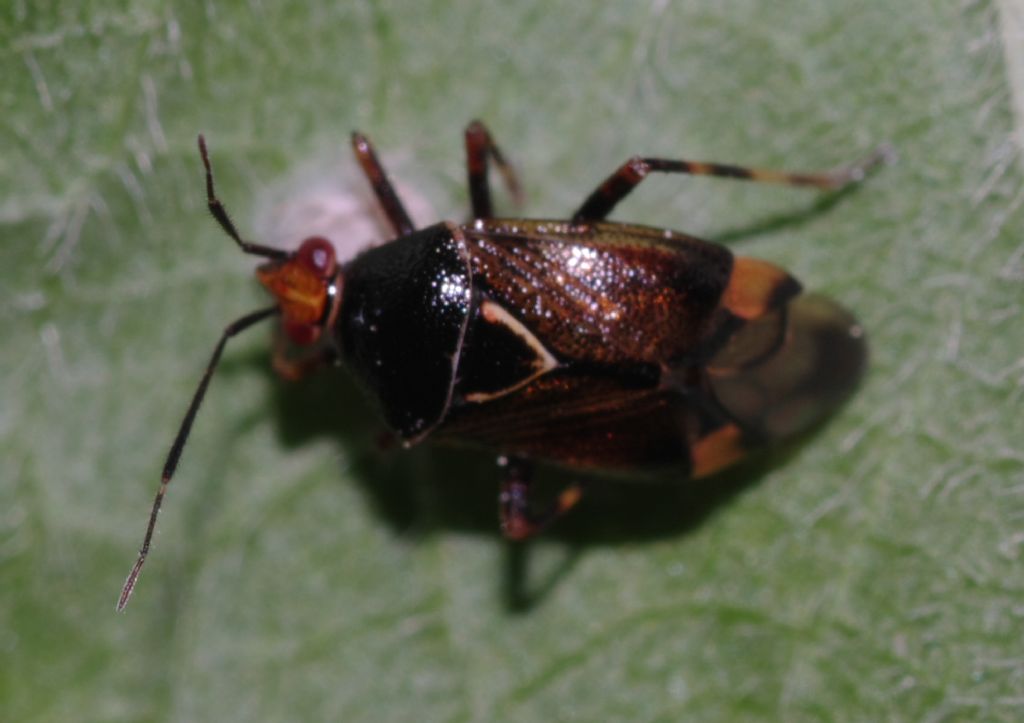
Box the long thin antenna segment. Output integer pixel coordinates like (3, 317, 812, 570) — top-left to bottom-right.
(198, 135, 289, 260)
(117, 305, 278, 611)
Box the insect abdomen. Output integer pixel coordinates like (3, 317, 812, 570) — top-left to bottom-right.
(705, 292, 867, 443)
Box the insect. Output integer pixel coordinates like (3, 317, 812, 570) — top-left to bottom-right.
(118, 120, 887, 610)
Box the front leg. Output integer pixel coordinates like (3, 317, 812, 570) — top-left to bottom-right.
(464, 120, 524, 219)
(498, 456, 582, 541)
(350, 132, 416, 237)
(271, 329, 338, 381)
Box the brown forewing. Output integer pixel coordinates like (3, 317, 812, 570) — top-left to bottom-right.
(461, 220, 735, 365)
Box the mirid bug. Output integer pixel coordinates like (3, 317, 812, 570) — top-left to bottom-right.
(118, 121, 888, 610)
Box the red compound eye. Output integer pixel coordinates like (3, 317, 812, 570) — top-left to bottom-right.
(296, 237, 337, 278)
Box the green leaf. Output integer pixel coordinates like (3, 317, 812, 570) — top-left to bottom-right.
(3, 1, 1023, 721)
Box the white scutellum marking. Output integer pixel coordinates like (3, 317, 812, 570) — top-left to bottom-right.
(464, 300, 559, 403)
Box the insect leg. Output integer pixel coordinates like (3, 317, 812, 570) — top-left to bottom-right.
(464, 120, 524, 219)
(350, 132, 416, 237)
(572, 144, 895, 222)
(271, 330, 339, 381)
(498, 456, 582, 541)
(198, 136, 288, 260)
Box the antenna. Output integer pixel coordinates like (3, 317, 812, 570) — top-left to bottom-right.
(198, 134, 288, 260)
(117, 306, 278, 611)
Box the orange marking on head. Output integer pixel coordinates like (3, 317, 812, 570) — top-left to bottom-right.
(257, 236, 338, 346)
(257, 261, 327, 326)
(722, 257, 800, 320)
(691, 423, 747, 478)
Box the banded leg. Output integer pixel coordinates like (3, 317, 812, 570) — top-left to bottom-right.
(572, 144, 894, 222)
(198, 135, 288, 259)
(464, 120, 524, 219)
(498, 456, 582, 541)
(350, 132, 416, 237)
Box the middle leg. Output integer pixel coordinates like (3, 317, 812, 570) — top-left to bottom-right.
(498, 456, 582, 541)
